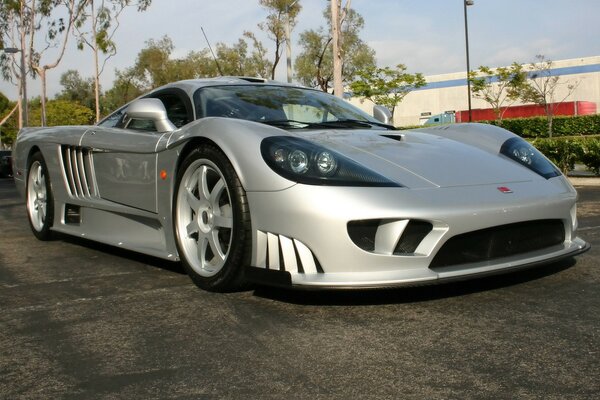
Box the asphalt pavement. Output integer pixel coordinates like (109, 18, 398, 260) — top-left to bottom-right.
(0, 177, 598, 399)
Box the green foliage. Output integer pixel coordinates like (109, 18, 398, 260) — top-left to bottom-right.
(532, 136, 600, 175)
(258, 0, 302, 79)
(468, 63, 526, 121)
(29, 100, 94, 126)
(0, 91, 9, 112)
(349, 64, 425, 118)
(0, 99, 18, 147)
(531, 137, 583, 173)
(579, 138, 600, 174)
(294, 5, 375, 91)
(485, 114, 600, 138)
(55, 69, 96, 110)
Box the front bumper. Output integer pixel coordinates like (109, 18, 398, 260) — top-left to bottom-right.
(245, 177, 589, 288)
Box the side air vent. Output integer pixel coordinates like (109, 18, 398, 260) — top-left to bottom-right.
(254, 231, 323, 274)
(60, 146, 99, 199)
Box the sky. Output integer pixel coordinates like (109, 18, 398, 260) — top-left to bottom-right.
(1, 0, 599, 101)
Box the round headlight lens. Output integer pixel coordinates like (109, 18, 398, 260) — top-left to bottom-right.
(274, 148, 287, 164)
(512, 146, 534, 165)
(289, 150, 309, 174)
(316, 151, 337, 175)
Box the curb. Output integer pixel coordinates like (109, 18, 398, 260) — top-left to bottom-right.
(568, 177, 600, 187)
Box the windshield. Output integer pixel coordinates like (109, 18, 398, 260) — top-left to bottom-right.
(193, 84, 384, 128)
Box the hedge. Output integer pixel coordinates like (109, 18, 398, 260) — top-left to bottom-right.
(531, 136, 600, 175)
(484, 114, 600, 138)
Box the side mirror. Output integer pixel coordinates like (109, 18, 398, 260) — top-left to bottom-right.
(125, 98, 176, 132)
(373, 105, 393, 125)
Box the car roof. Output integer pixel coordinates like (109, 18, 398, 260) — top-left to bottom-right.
(146, 76, 306, 98)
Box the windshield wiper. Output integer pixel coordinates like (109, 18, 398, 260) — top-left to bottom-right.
(259, 119, 397, 130)
(319, 119, 397, 130)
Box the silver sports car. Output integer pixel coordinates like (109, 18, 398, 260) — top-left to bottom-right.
(13, 77, 590, 291)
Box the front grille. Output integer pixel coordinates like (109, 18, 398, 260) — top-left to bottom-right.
(60, 146, 99, 199)
(430, 219, 565, 269)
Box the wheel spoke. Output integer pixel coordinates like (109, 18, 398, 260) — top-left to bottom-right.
(209, 178, 225, 207)
(185, 187, 202, 211)
(213, 214, 233, 229)
(197, 233, 208, 269)
(208, 230, 226, 265)
(186, 220, 199, 237)
(199, 166, 211, 200)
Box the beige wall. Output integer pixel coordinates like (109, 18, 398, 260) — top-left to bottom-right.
(349, 56, 600, 127)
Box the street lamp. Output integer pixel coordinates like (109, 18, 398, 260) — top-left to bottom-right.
(285, 0, 299, 83)
(463, 0, 474, 122)
(1, 47, 28, 128)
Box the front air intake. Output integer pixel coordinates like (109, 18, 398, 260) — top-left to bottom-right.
(430, 219, 565, 269)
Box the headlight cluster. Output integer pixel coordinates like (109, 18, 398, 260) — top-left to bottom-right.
(261, 136, 400, 186)
(500, 137, 560, 179)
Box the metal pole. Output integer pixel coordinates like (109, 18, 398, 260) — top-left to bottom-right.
(464, 0, 473, 122)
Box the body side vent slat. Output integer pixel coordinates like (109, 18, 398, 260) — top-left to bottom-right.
(60, 145, 99, 199)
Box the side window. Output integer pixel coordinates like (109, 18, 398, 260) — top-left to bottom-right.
(154, 93, 191, 128)
(98, 107, 126, 128)
(127, 119, 157, 132)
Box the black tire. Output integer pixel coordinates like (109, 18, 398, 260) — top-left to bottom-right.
(26, 152, 54, 240)
(173, 145, 252, 292)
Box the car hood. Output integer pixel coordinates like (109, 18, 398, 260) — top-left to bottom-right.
(296, 129, 542, 189)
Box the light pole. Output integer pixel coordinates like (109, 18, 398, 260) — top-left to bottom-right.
(285, 0, 299, 83)
(463, 0, 474, 122)
(2, 47, 27, 128)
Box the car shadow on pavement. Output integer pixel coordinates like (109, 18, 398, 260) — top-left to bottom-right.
(252, 258, 577, 306)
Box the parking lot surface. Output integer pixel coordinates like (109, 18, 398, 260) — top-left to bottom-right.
(1, 177, 598, 399)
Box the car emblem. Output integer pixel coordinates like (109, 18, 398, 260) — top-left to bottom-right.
(497, 186, 513, 193)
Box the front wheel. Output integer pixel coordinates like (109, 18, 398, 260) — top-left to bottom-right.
(174, 146, 251, 292)
(26, 152, 54, 240)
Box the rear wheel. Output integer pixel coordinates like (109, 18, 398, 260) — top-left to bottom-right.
(26, 152, 54, 240)
(174, 146, 251, 292)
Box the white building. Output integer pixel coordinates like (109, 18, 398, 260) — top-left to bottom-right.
(349, 56, 600, 127)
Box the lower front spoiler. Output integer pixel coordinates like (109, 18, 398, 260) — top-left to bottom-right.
(245, 239, 591, 290)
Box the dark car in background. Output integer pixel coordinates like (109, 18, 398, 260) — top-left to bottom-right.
(0, 150, 13, 178)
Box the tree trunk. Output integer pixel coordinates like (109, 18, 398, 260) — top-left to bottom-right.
(40, 68, 47, 126)
(331, 0, 343, 97)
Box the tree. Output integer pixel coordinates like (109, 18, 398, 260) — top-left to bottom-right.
(0, 92, 18, 147)
(0, 0, 36, 128)
(74, 0, 152, 122)
(123, 36, 215, 91)
(257, 0, 301, 80)
(102, 68, 143, 113)
(295, 4, 375, 92)
(519, 55, 578, 137)
(56, 69, 96, 110)
(349, 64, 425, 120)
(468, 63, 527, 123)
(28, 99, 94, 126)
(27, 0, 86, 126)
(214, 34, 272, 78)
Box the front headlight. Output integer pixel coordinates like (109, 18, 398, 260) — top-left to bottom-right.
(500, 137, 560, 179)
(261, 136, 401, 186)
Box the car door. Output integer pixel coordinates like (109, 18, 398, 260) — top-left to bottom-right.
(82, 88, 194, 212)
(80, 126, 163, 212)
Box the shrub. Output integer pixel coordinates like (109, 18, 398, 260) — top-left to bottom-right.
(485, 114, 600, 138)
(532, 136, 600, 174)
